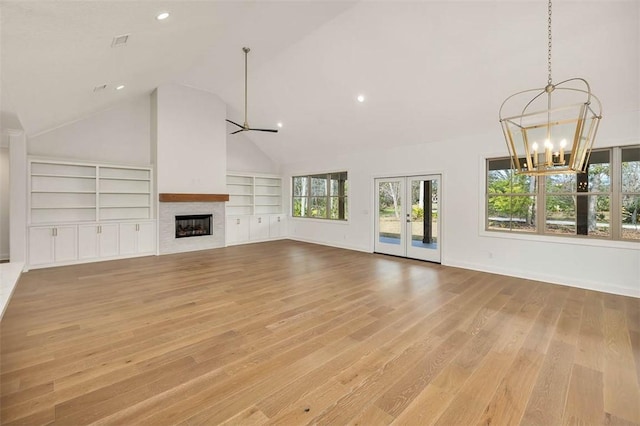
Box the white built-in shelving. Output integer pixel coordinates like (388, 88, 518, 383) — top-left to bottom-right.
(29, 160, 152, 224)
(226, 174, 282, 216)
(27, 159, 156, 269)
(226, 173, 285, 246)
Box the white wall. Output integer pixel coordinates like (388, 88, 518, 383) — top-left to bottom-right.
(282, 111, 640, 298)
(0, 148, 9, 260)
(154, 84, 227, 194)
(28, 95, 151, 165)
(227, 132, 278, 174)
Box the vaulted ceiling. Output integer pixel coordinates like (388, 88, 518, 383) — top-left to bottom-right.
(1, 1, 638, 164)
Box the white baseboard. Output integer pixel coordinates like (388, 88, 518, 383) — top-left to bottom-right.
(445, 258, 640, 298)
(287, 237, 370, 254)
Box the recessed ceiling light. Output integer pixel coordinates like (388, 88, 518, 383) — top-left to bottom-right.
(156, 12, 170, 20)
(116, 85, 125, 91)
(277, 122, 283, 128)
(357, 94, 365, 103)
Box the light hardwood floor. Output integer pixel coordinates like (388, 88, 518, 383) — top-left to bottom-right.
(1, 240, 638, 425)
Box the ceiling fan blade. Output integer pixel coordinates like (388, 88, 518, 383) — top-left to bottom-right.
(249, 128, 278, 133)
(226, 119, 244, 128)
(230, 128, 246, 135)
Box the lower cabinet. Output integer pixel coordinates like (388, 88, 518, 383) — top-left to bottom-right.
(119, 221, 156, 255)
(269, 215, 285, 238)
(249, 216, 270, 241)
(29, 225, 77, 266)
(78, 223, 119, 260)
(226, 214, 286, 246)
(226, 216, 250, 245)
(28, 220, 156, 269)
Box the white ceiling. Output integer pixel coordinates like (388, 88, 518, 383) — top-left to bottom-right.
(1, 1, 638, 165)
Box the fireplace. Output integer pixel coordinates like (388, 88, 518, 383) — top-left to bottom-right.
(175, 214, 212, 238)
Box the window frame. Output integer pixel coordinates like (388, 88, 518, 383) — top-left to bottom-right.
(292, 171, 348, 221)
(484, 145, 639, 244)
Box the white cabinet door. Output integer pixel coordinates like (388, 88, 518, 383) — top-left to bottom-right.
(226, 216, 250, 245)
(250, 216, 269, 241)
(119, 222, 155, 255)
(78, 225, 99, 260)
(29, 227, 54, 266)
(137, 221, 156, 254)
(269, 215, 285, 239)
(99, 224, 120, 257)
(54, 226, 77, 262)
(119, 223, 138, 255)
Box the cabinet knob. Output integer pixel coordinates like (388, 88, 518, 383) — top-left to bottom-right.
(278, 217, 281, 222)
(236, 218, 240, 225)
(258, 217, 262, 223)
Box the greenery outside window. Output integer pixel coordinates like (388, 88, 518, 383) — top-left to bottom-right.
(486, 146, 639, 241)
(487, 158, 537, 232)
(293, 172, 348, 220)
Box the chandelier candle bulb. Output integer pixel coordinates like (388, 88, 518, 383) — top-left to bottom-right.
(545, 140, 553, 165)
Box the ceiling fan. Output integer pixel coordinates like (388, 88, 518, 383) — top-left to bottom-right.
(226, 47, 278, 135)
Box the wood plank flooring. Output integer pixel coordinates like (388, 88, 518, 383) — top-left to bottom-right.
(1, 240, 638, 425)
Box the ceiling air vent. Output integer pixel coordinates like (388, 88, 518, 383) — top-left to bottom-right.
(93, 84, 107, 92)
(111, 34, 129, 48)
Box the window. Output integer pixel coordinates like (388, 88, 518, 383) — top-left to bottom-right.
(487, 158, 537, 232)
(292, 172, 348, 220)
(622, 147, 640, 240)
(486, 146, 639, 242)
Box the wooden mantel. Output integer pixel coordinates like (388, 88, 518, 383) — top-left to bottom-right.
(159, 193, 230, 202)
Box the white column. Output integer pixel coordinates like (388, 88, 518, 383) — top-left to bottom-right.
(8, 130, 27, 266)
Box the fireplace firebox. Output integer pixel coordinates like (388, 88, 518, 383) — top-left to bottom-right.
(175, 214, 212, 238)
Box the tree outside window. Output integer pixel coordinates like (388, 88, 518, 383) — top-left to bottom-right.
(292, 172, 348, 220)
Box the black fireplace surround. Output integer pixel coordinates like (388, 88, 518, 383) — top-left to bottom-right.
(175, 214, 212, 238)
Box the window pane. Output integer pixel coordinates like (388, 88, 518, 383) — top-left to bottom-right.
(546, 195, 576, 235)
(311, 176, 327, 196)
(292, 197, 307, 217)
(511, 174, 535, 194)
(488, 169, 511, 194)
(622, 147, 640, 193)
(487, 195, 536, 231)
(589, 195, 610, 237)
(310, 197, 327, 218)
(622, 195, 640, 240)
(546, 174, 576, 193)
(330, 172, 347, 196)
(588, 152, 610, 192)
(487, 195, 512, 229)
(510, 196, 537, 231)
(329, 196, 343, 220)
(293, 177, 308, 196)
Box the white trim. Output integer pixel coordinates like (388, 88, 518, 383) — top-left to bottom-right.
(287, 236, 369, 254)
(445, 258, 640, 298)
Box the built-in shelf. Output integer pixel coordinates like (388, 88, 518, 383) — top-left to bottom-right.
(226, 173, 282, 216)
(29, 160, 153, 224)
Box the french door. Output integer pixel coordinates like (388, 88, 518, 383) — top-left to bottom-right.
(374, 175, 441, 263)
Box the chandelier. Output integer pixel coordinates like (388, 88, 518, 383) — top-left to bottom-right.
(499, 0, 603, 176)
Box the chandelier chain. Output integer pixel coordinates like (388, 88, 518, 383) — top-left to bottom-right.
(547, 0, 553, 85)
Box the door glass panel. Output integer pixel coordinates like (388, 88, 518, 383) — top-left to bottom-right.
(378, 181, 402, 245)
(409, 179, 437, 250)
